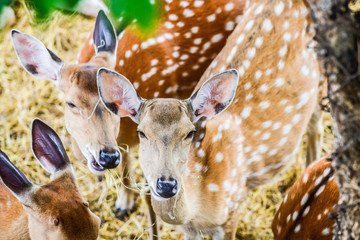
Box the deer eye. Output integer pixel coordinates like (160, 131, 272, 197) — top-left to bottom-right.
(136, 131, 147, 139)
(185, 130, 196, 140)
(66, 102, 76, 108)
(53, 218, 60, 226)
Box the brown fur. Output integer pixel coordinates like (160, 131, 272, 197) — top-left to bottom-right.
(272, 156, 338, 239)
(71, 0, 246, 218)
(133, 0, 322, 239)
(0, 168, 100, 240)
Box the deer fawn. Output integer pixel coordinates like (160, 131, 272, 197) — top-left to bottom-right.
(96, 0, 321, 238)
(272, 156, 338, 239)
(0, 119, 100, 240)
(12, 1, 246, 218)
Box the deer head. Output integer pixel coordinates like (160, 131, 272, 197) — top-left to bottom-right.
(11, 11, 120, 174)
(97, 67, 238, 200)
(0, 119, 100, 239)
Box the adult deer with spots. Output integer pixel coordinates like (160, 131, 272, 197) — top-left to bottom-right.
(272, 156, 338, 239)
(0, 119, 100, 240)
(96, 0, 321, 238)
(12, 0, 245, 218)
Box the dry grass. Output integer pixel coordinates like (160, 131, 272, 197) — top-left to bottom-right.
(0, 2, 334, 240)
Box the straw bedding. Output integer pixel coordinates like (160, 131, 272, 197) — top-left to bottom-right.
(0, 2, 334, 239)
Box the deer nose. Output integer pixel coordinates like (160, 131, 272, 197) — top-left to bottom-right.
(156, 177, 178, 198)
(98, 148, 121, 169)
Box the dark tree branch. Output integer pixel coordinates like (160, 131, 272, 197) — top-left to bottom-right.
(307, 0, 360, 239)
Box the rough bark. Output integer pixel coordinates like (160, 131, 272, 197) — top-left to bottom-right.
(307, 0, 360, 239)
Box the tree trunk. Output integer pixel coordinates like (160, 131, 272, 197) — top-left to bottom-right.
(307, 0, 360, 239)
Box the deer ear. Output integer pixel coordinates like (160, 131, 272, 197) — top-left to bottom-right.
(97, 68, 142, 123)
(189, 69, 239, 122)
(31, 119, 70, 174)
(11, 29, 63, 84)
(93, 10, 117, 62)
(0, 150, 33, 196)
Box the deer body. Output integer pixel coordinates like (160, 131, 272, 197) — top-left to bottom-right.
(96, 0, 321, 238)
(0, 119, 100, 240)
(12, 0, 246, 218)
(198, 0, 320, 188)
(272, 156, 338, 239)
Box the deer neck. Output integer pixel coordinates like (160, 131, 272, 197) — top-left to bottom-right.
(0, 182, 30, 240)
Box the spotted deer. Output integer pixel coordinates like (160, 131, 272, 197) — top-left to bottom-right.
(12, 0, 246, 218)
(0, 119, 100, 240)
(272, 156, 338, 239)
(96, 0, 321, 238)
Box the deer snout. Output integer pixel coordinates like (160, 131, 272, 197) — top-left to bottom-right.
(156, 176, 178, 198)
(98, 148, 121, 169)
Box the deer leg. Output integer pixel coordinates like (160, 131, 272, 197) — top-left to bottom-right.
(144, 192, 159, 240)
(306, 104, 323, 166)
(221, 211, 239, 240)
(114, 150, 137, 220)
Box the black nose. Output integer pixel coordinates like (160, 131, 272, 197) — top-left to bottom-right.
(98, 148, 121, 169)
(156, 177, 178, 198)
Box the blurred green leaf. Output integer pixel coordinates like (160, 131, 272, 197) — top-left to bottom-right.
(108, 0, 164, 37)
(27, 0, 81, 19)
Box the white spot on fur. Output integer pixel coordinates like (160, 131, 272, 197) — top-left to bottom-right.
(169, 14, 178, 20)
(247, 48, 256, 59)
(303, 206, 310, 216)
(241, 106, 252, 118)
(274, 1, 285, 15)
(262, 121, 272, 128)
(292, 114, 301, 124)
(223, 180, 231, 191)
(261, 132, 271, 140)
(225, 21, 235, 31)
(215, 152, 224, 162)
(259, 84, 268, 93)
(141, 67, 157, 81)
(255, 36, 263, 48)
(282, 124, 292, 134)
(292, 211, 298, 221)
(278, 137, 288, 146)
(255, 71, 262, 80)
(303, 172, 309, 183)
(275, 78, 284, 87)
(315, 185, 325, 197)
(245, 20, 254, 31)
(207, 184, 219, 192)
(211, 33, 223, 43)
(272, 122, 281, 130)
(268, 149, 278, 156)
(321, 228, 330, 235)
(259, 101, 270, 109)
(301, 193, 309, 206)
(236, 34, 245, 44)
(183, 8, 194, 17)
(255, 4, 264, 15)
(197, 149, 205, 157)
(225, 2, 234, 11)
(262, 19, 273, 32)
(194, 163, 202, 172)
(207, 14, 216, 22)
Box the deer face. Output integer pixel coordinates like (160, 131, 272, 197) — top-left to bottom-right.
(0, 119, 100, 240)
(97, 68, 239, 200)
(25, 173, 100, 240)
(137, 99, 195, 200)
(11, 11, 121, 174)
(61, 64, 121, 174)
